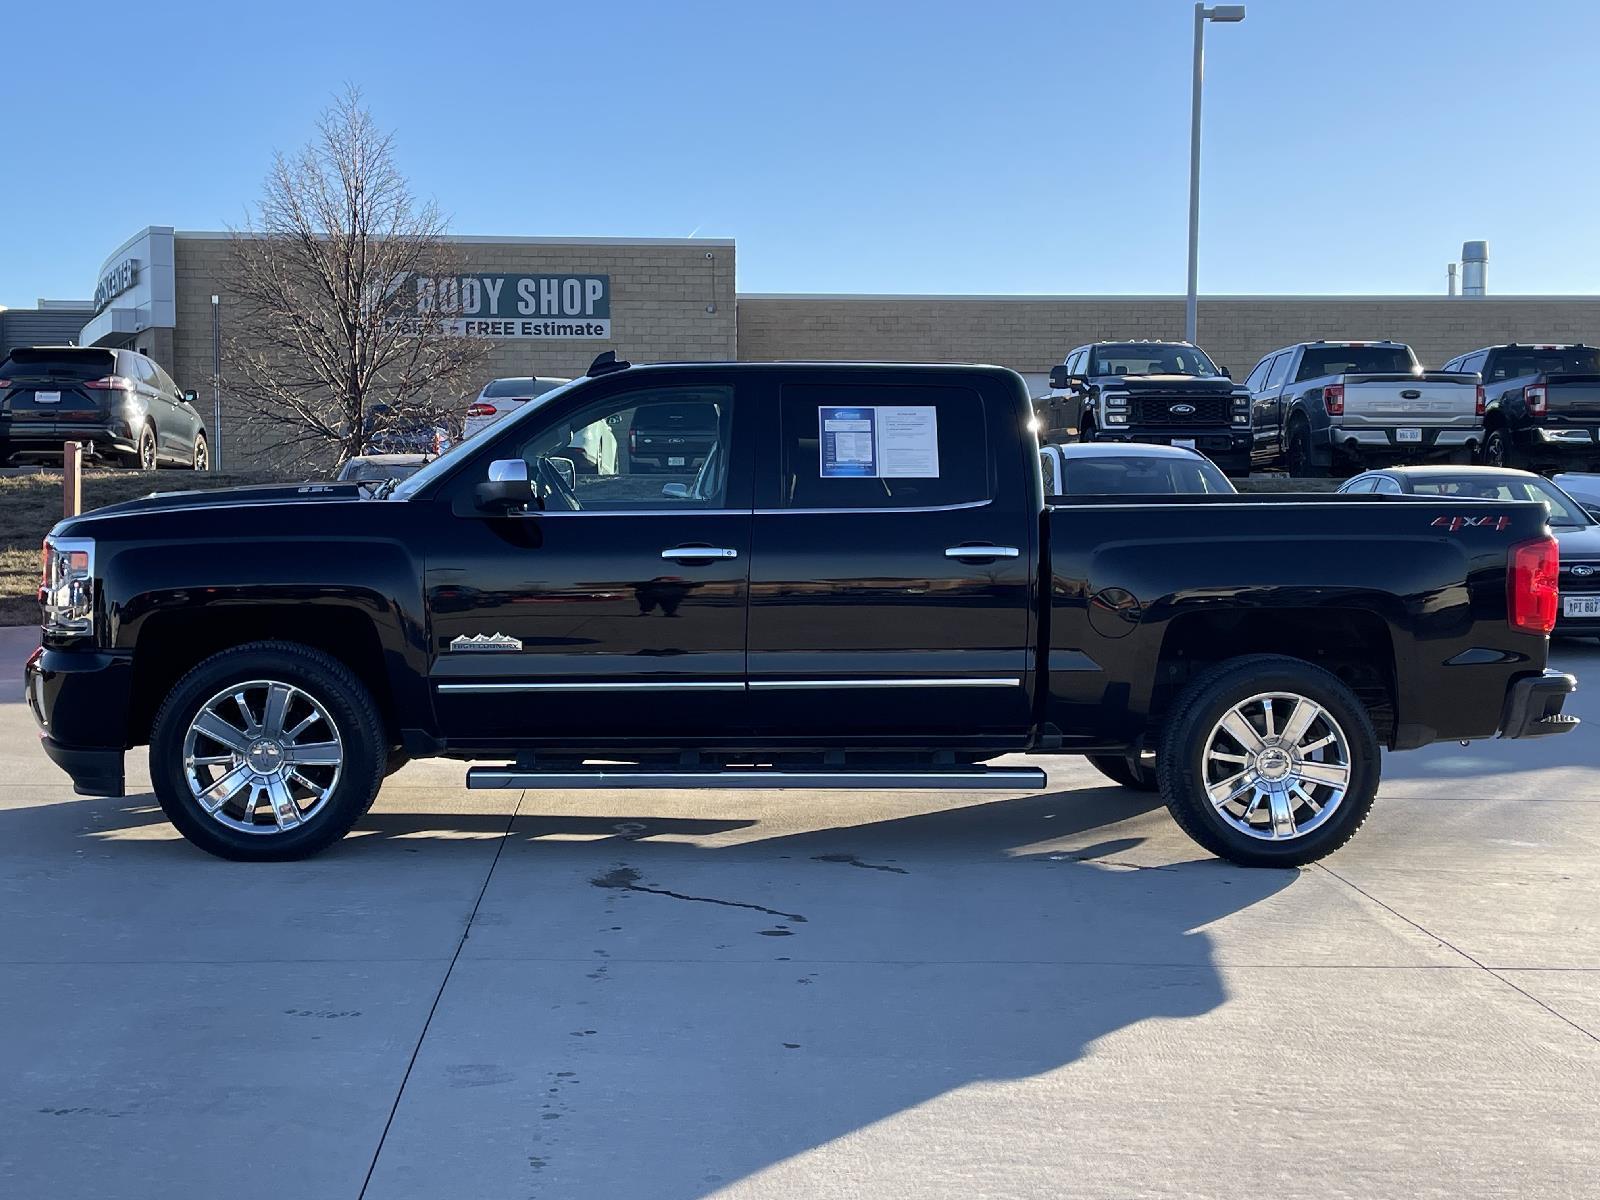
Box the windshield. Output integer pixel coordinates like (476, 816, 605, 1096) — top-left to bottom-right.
(1090, 344, 1219, 378)
(1295, 346, 1415, 380)
(1488, 348, 1600, 380)
(389, 376, 589, 498)
(1407, 474, 1591, 527)
(1062, 455, 1234, 496)
(0, 347, 117, 380)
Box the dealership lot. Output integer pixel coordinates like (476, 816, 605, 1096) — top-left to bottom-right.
(2, 623, 1596, 1199)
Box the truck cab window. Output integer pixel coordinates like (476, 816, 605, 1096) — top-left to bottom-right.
(505, 385, 734, 510)
(779, 384, 989, 509)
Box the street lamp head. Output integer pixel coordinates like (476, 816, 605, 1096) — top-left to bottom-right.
(1204, 4, 1246, 20)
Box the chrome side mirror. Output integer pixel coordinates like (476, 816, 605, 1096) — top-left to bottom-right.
(475, 458, 534, 514)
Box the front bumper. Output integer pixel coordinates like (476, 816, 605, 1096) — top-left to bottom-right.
(1498, 669, 1579, 739)
(24, 644, 133, 797)
(1089, 427, 1251, 468)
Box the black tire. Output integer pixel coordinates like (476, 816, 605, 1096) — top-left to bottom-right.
(1156, 654, 1380, 867)
(125, 423, 158, 471)
(192, 432, 209, 471)
(1087, 753, 1160, 791)
(1481, 427, 1518, 469)
(1284, 417, 1314, 477)
(148, 641, 385, 861)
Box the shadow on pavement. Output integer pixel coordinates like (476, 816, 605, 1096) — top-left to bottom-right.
(51, 783, 1297, 1198)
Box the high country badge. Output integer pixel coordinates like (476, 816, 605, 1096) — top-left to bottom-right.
(449, 633, 524, 653)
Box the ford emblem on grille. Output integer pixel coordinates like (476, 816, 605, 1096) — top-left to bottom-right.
(1573, 565, 1596, 577)
(1400, 389, 1422, 399)
(1170, 403, 1196, 415)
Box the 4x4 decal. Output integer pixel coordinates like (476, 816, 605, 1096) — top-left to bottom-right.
(1432, 514, 1513, 532)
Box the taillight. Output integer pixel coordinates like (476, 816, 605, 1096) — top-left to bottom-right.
(1323, 383, 1344, 416)
(84, 375, 136, 393)
(1508, 536, 1559, 635)
(1525, 383, 1548, 417)
(466, 402, 496, 417)
(1475, 385, 1486, 418)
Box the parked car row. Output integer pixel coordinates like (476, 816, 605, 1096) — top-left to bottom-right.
(1040, 339, 1600, 479)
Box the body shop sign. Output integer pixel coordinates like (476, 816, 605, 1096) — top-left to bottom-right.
(401, 274, 610, 339)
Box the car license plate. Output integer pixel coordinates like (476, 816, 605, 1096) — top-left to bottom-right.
(34, 390, 60, 405)
(1563, 596, 1600, 618)
(668, 456, 686, 467)
(1173, 438, 1196, 449)
(1397, 427, 1422, 443)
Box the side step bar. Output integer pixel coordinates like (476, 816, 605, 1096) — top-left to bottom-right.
(466, 765, 1048, 791)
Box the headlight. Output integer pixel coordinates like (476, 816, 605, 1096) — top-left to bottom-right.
(1105, 413, 1128, 426)
(39, 536, 95, 635)
(1104, 394, 1129, 409)
(1232, 397, 1251, 426)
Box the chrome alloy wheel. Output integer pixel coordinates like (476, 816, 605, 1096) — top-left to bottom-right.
(182, 680, 344, 833)
(1200, 691, 1352, 842)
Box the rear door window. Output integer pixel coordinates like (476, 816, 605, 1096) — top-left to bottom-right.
(779, 384, 989, 509)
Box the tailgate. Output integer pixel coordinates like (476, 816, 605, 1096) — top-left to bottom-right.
(1341, 372, 1478, 427)
(1547, 375, 1600, 420)
(3, 380, 106, 418)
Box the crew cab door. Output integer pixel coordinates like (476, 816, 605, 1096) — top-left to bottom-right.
(422, 373, 753, 745)
(743, 372, 1036, 744)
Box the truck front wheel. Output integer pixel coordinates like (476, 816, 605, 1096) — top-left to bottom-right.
(1156, 655, 1380, 867)
(148, 641, 385, 861)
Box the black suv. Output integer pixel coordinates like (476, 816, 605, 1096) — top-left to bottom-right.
(1040, 341, 1252, 476)
(0, 346, 207, 469)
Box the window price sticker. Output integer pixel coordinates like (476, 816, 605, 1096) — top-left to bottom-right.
(818, 406, 938, 478)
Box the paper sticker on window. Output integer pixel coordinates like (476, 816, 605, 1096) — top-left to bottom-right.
(819, 407, 878, 477)
(818, 405, 938, 478)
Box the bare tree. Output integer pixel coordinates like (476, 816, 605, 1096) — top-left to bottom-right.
(222, 87, 488, 468)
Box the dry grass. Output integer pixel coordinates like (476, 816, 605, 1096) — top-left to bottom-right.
(0, 469, 279, 625)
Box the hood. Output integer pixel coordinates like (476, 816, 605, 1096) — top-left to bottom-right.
(1101, 374, 1242, 393)
(1554, 521, 1600, 558)
(57, 481, 367, 531)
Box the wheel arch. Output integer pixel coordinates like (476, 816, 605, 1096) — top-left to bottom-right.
(1151, 607, 1398, 746)
(128, 605, 396, 747)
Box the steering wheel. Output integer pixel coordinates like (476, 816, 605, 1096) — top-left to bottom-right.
(534, 456, 580, 511)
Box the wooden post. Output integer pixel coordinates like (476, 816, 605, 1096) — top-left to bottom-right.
(63, 442, 82, 518)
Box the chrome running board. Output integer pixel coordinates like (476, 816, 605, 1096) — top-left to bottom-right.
(465, 764, 1048, 791)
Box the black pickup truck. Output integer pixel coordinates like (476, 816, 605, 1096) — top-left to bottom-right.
(26, 358, 1577, 867)
(1039, 341, 1253, 476)
(1441, 344, 1600, 472)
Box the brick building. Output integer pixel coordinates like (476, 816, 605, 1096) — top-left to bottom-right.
(70, 225, 1600, 462)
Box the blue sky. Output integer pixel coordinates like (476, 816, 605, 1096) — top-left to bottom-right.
(2, 0, 1596, 302)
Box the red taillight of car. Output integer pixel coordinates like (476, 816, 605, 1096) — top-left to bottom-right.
(466, 402, 497, 418)
(1323, 383, 1344, 416)
(1475, 385, 1486, 417)
(1508, 536, 1559, 635)
(1525, 383, 1548, 417)
(83, 375, 135, 393)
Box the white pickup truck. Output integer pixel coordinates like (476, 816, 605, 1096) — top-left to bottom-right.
(1241, 341, 1481, 475)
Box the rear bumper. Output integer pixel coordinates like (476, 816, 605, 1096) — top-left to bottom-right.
(24, 644, 133, 796)
(1498, 669, 1579, 739)
(1330, 425, 1482, 459)
(1513, 425, 1600, 463)
(0, 419, 137, 462)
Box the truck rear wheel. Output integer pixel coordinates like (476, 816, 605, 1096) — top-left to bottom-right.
(1086, 753, 1159, 791)
(1284, 417, 1314, 477)
(148, 641, 385, 861)
(1156, 655, 1379, 867)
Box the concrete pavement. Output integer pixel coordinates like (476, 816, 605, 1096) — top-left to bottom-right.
(2, 624, 1596, 1199)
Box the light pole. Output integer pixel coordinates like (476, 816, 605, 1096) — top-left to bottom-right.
(1185, 3, 1245, 345)
(210, 294, 222, 471)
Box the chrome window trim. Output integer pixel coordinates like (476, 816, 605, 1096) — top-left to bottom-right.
(436, 676, 1020, 693)
(755, 498, 993, 516)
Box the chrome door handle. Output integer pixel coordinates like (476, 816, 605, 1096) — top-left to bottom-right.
(945, 545, 1020, 559)
(661, 546, 738, 560)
